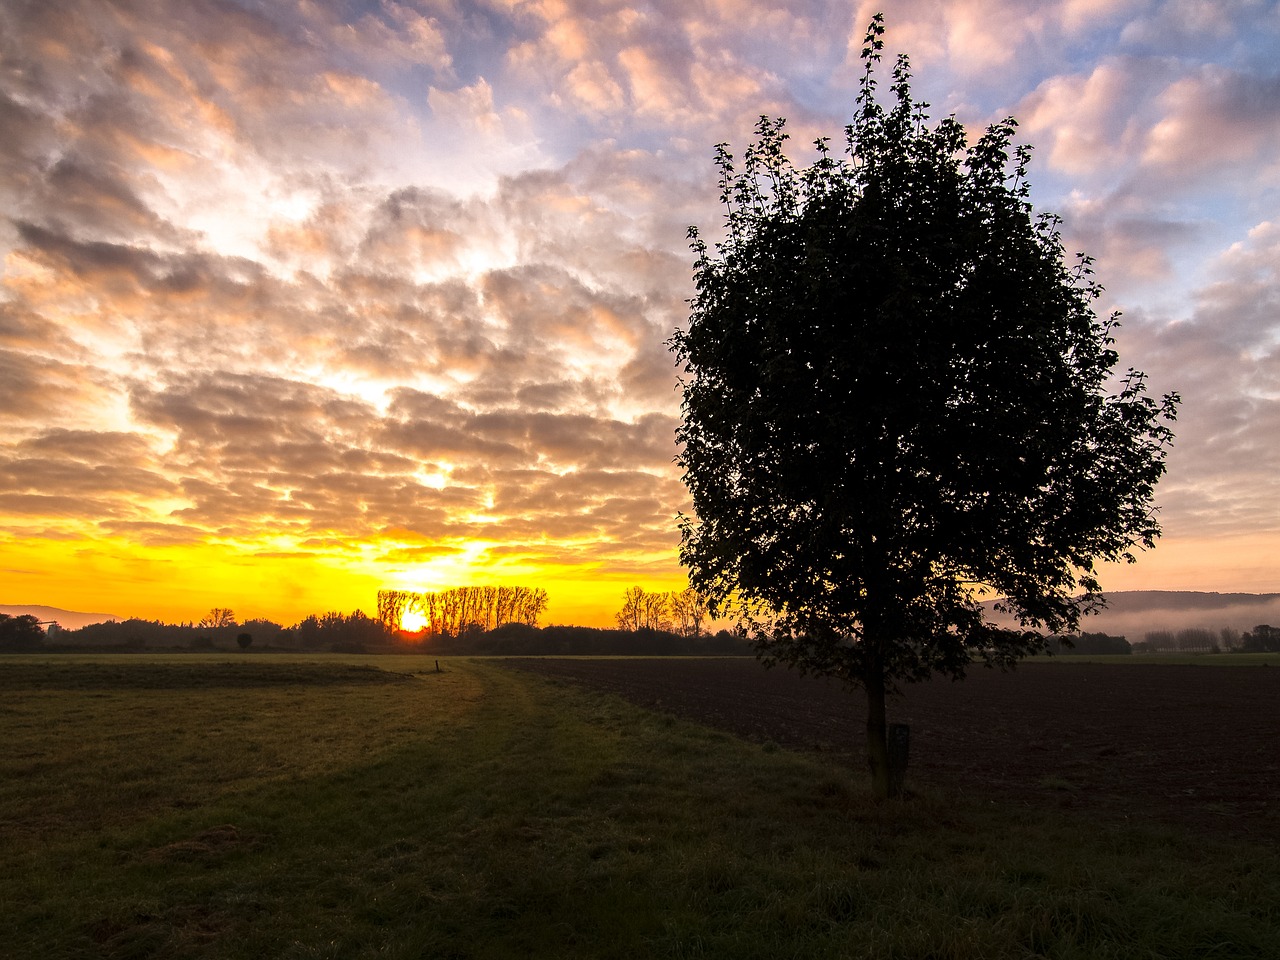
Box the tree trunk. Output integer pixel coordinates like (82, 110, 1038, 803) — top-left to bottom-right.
(865, 666, 909, 799)
(865, 668, 892, 799)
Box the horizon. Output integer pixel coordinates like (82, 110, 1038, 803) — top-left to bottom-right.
(2, 2, 1279, 626)
(9, 587, 1280, 639)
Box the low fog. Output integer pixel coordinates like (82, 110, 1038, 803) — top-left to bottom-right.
(1084, 593, 1280, 641)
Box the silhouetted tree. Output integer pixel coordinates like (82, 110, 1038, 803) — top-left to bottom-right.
(670, 588, 711, 637)
(1241, 625, 1280, 653)
(640, 590, 672, 632)
(198, 608, 236, 629)
(376, 590, 414, 632)
(0, 613, 45, 651)
(1175, 628, 1215, 652)
(615, 587, 672, 631)
(379, 586, 548, 637)
(1044, 632, 1131, 655)
(615, 586, 646, 631)
(671, 15, 1179, 798)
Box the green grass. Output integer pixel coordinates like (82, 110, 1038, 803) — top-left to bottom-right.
(2, 654, 1277, 959)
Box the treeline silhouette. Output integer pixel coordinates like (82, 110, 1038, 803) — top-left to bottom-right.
(377, 586, 547, 636)
(0, 613, 46, 651)
(27, 607, 1276, 658)
(1039, 625, 1280, 655)
(26, 608, 752, 656)
(43, 611, 387, 653)
(1041, 632, 1133, 655)
(615, 586, 709, 636)
(1136, 624, 1280, 654)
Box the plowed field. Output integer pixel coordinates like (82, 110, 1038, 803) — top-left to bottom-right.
(504, 657, 1280, 840)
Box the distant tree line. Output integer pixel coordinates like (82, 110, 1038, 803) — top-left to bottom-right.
(287, 610, 387, 651)
(1137, 628, 1219, 653)
(15, 603, 750, 657)
(30, 608, 388, 653)
(20, 603, 1279, 658)
(614, 587, 710, 636)
(1042, 632, 1133, 655)
(1041, 625, 1280, 656)
(377, 586, 548, 636)
(1134, 624, 1280, 654)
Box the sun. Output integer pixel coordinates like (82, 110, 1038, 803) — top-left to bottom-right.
(400, 609, 428, 633)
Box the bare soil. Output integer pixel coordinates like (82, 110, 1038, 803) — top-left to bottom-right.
(503, 657, 1280, 841)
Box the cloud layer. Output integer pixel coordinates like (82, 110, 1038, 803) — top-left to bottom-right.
(2, 0, 1278, 623)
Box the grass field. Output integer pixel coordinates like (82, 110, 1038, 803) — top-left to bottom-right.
(2, 654, 1277, 959)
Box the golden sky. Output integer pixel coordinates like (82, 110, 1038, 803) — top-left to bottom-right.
(2, 0, 1279, 627)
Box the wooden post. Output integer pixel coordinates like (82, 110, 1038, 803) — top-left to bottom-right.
(866, 668, 891, 799)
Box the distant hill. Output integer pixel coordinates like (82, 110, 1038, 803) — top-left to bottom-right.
(0, 604, 120, 630)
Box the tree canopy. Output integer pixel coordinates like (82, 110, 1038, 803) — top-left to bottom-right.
(0, 613, 45, 651)
(671, 15, 1179, 797)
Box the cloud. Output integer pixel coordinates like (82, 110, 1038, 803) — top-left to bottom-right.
(1011, 51, 1280, 302)
(1017, 59, 1167, 176)
(1, 56, 693, 499)
(844, 0, 1143, 82)
(428, 77, 506, 134)
(1051, 191, 1202, 287)
(1118, 0, 1279, 52)
(0, 346, 121, 431)
(91, 355, 685, 558)
(1115, 221, 1280, 537)
(301, 0, 455, 76)
(558, 59, 627, 117)
(503, 0, 826, 146)
(0, 425, 177, 540)
(357, 186, 475, 277)
(1019, 54, 1280, 189)
(0, 0, 422, 283)
(1140, 65, 1280, 178)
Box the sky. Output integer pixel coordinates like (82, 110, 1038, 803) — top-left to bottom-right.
(1, 0, 1278, 629)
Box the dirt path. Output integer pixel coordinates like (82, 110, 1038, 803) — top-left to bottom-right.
(503, 657, 1280, 841)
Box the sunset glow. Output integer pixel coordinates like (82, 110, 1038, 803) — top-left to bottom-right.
(2, 1, 1279, 628)
(399, 609, 429, 634)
